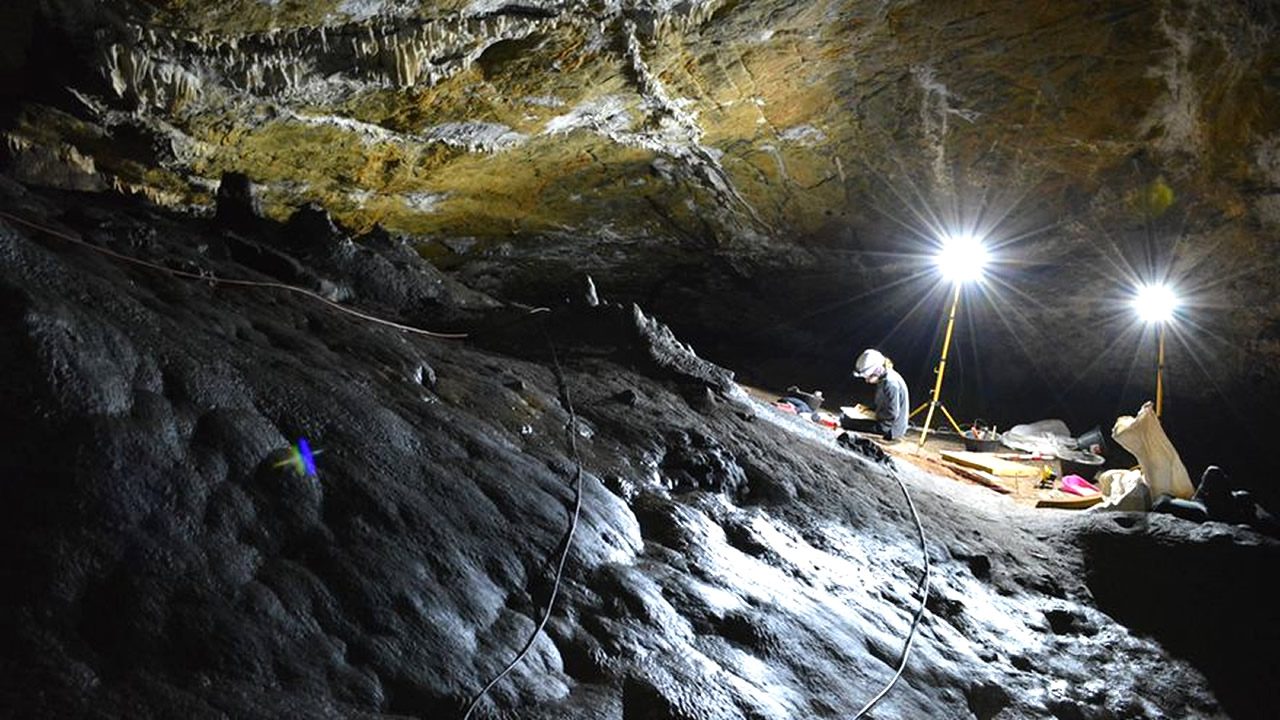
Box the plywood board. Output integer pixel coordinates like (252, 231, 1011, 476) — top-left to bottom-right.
(943, 462, 1015, 494)
(1035, 493, 1104, 509)
(940, 450, 1041, 477)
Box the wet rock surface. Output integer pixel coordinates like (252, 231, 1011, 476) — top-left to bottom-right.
(1, 183, 1277, 718)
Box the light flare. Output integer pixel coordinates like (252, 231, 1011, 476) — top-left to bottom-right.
(936, 232, 989, 284)
(1132, 283, 1179, 324)
(274, 437, 321, 478)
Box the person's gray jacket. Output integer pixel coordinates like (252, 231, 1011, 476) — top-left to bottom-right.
(874, 367, 910, 440)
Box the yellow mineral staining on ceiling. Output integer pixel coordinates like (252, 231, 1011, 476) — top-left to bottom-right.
(5, 0, 1278, 245)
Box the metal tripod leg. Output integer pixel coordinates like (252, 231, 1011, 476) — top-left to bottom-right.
(936, 402, 965, 435)
(918, 284, 963, 448)
(915, 401, 965, 443)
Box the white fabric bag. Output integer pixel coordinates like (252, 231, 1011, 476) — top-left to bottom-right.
(1111, 402, 1194, 500)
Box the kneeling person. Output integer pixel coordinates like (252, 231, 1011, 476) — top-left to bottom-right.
(851, 348, 909, 441)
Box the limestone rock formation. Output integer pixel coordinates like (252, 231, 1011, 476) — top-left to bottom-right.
(1, 1, 1279, 718)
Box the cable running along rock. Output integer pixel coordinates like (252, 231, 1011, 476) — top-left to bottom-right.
(850, 451, 932, 719)
(0, 209, 469, 339)
(460, 331, 583, 719)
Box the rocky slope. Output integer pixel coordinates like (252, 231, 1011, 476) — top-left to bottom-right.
(1, 180, 1277, 719)
(2, 0, 1278, 498)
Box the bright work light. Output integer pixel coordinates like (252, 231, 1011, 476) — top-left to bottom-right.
(912, 232, 992, 447)
(1133, 283, 1178, 324)
(935, 233, 989, 284)
(1132, 282, 1179, 417)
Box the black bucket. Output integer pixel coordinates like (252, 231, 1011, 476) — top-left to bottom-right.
(1073, 426, 1107, 456)
(962, 423, 1002, 452)
(963, 436, 1003, 452)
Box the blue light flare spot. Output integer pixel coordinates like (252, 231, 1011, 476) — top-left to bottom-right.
(298, 437, 318, 477)
(275, 437, 321, 478)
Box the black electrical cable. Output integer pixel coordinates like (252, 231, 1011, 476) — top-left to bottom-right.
(460, 332, 583, 720)
(0, 210, 470, 339)
(851, 459, 932, 719)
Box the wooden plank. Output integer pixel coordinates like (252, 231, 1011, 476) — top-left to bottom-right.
(1035, 493, 1104, 509)
(940, 450, 1040, 477)
(944, 462, 1015, 494)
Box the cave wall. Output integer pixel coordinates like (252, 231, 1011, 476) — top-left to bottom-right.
(2, 0, 1279, 490)
(3, 181, 1266, 720)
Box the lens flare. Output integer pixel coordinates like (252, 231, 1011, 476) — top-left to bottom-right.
(274, 437, 321, 478)
(1132, 283, 1179, 323)
(936, 233, 989, 284)
(298, 437, 318, 477)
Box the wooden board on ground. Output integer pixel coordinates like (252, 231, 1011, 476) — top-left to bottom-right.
(940, 450, 1040, 477)
(1035, 493, 1104, 509)
(884, 438, 1102, 509)
(943, 462, 1015, 494)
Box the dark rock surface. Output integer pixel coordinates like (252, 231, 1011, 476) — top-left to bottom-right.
(2, 0, 1279, 514)
(1, 0, 1278, 715)
(2, 181, 1277, 718)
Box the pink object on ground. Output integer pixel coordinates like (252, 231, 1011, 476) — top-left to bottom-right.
(1059, 474, 1101, 496)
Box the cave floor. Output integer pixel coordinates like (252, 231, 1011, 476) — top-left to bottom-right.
(741, 383, 1098, 510)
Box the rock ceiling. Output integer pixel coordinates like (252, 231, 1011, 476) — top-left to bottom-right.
(2, 0, 1280, 475)
(6, 1, 1275, 238)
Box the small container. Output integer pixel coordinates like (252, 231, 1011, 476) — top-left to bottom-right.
(1061, 455, 1105, 481)
(962, 424, 1002, 452)
(963, 436, 1003, 452)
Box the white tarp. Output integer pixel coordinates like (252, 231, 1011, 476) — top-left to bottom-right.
(1001, 419, 1103, 465)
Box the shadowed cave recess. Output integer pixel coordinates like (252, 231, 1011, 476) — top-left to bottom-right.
(1, 1, 1279, 719)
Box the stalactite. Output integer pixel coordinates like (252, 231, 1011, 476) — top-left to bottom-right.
(89, 9, 562, 109)
(101, 43, 203, 112)
(84, 0, 737, 114)
(3, 133, 33, 154)
(648, 0, 727, 43)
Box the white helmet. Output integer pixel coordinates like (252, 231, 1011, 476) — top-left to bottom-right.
(854, 348, 886, 378)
